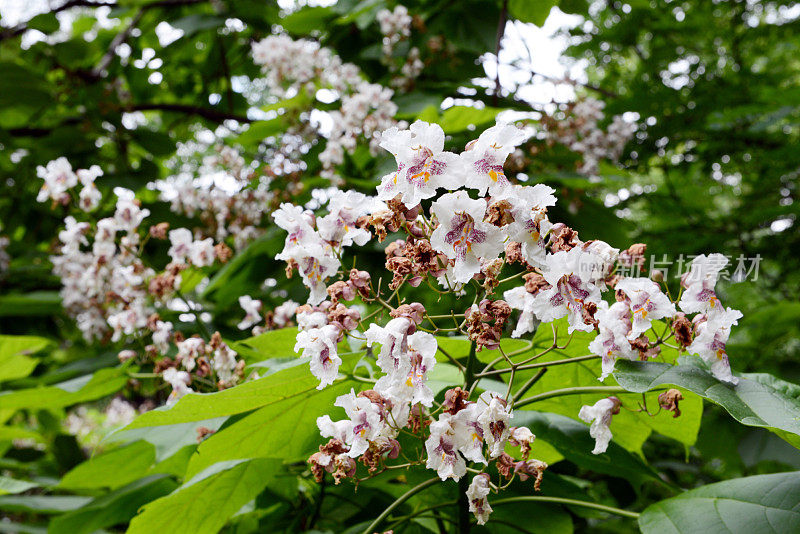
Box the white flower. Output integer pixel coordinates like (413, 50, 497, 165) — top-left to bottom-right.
(466, 474, 493, 525)
(496, 184, 557, 268)
(425, 413, 467, 481)
(168, 228, 193, 263)
(477, 392, 512, 459)
(503, 286, 539, 338)
(274, 300, 299, 328)
(530, 248, 603, 333)
(679, 254, 729, 314)
(77, 165, 102, 186)
(334, 390, 384, 457)
(189, 238, 215, 267)
(295, 325, 342, 389)
(58, 216, 89, 253)
(365, 317, 414, 378)
(430, 191, 504, 283)
(589, 301, 638, 380)
(462, 123, 528, 196)
(36, 157, 77, 203)
(237, 295, 263, 330)
(107, 304, 147, 342)
(374, 331, 438, 407)
(297, 307, 328, 330)
(176, 337, 205, 371)
(163, 367, 193, 406)
(113, 190, 150, 233)
(377, 121, 460, 207)
(79, 184, 102, 211)
(212, 343, 238, 383)
(273, 203, 316, 257)
(318, 190, 382, 247)
(317, 414, 352, 443)
(296, 245, 341, 305)
(615, 277, 676, 340)
(578, 397, 619, 454)
(687, 307, 742, 384)
(152, 320, 172, 353)
(452, 403, 487, 464)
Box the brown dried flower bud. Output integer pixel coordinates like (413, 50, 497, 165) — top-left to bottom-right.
(442, 387, 470, 415)
(658, 389, 684, 418)
(523, 272, 550, 295)
(149, 222, 170, 240)
(214, 243, 233, 263)
(672, 313, 693, 348)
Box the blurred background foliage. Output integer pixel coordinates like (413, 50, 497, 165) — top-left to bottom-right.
(1, 0, 799, 532)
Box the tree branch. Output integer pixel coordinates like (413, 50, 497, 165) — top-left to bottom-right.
(493, 0, 509, 106)
(0, 0, 207, 42)
(129, 103, 251, 123)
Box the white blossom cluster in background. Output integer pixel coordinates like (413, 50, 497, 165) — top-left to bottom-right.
(64, 397, 140, 451)
(39, 157, 156, 342)
(544, 97, 637, 176)
(158, 143, 273, 250)
(377, 5, 423, 89)
(37, 157, 250, 406)
(251, 35, 401, 179)
(271, 120, 743, 525)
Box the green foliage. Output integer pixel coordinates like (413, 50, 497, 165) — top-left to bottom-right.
(614, 358, 800, 447)
(0, 0, 798, 532)
(639, 471, 800, 533)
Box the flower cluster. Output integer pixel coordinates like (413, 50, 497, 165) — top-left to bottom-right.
(49, 185, 154, 342)
(270, 120, 745, 526)
(377, 5, 423, 89)
(158, 143, 273, 250)
(35, 157, 103, 211)
(542, 97, 636, 176)
(252, 35, 400, 179)
(38, 158, 249, 408)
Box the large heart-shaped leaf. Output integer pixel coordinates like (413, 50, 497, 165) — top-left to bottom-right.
(614, 358, 800, 446)
(639, 471, 800, 533)
(127, 459, 281, 534)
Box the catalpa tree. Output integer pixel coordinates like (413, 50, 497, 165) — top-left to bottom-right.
(1, 1, 799, 533)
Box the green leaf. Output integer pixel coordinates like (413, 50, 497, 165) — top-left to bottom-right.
(512, 411, 660, 486)
(122, 356, 356, 429)
(639, 471, 800, 533)
(614, 358, 800, 445)
(184, 376, 355, 477)
(509, 0, 559, 26)
(230, 327, 299, 363)
(501, 319, 702, 453)
(236, 118, 286, 146)
(58, 441, 156, 491)
(281, 6, 336, 34)
(0, 476, 38, 496)
(0, 368, 127, 411)
(169, 14, 225, 37)
(127, 459, 281, 534)
(49, 475, 178, 534)
(0, 292, 61, 317)
(438, 105, 505, 133)
(0, 495, 91, 514)
(27, 13, 60, 34)
(0, 335, 49, 382)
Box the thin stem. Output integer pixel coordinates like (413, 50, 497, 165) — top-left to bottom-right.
(476, 354, 599, 378)
(491, 496, 640, 519)
(458, 340, 479, 534)
(361, 477, 440, 534)
(512, 368, 547, 403)
(513, 386, 628, 409)
(437, 345, 465, 372)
